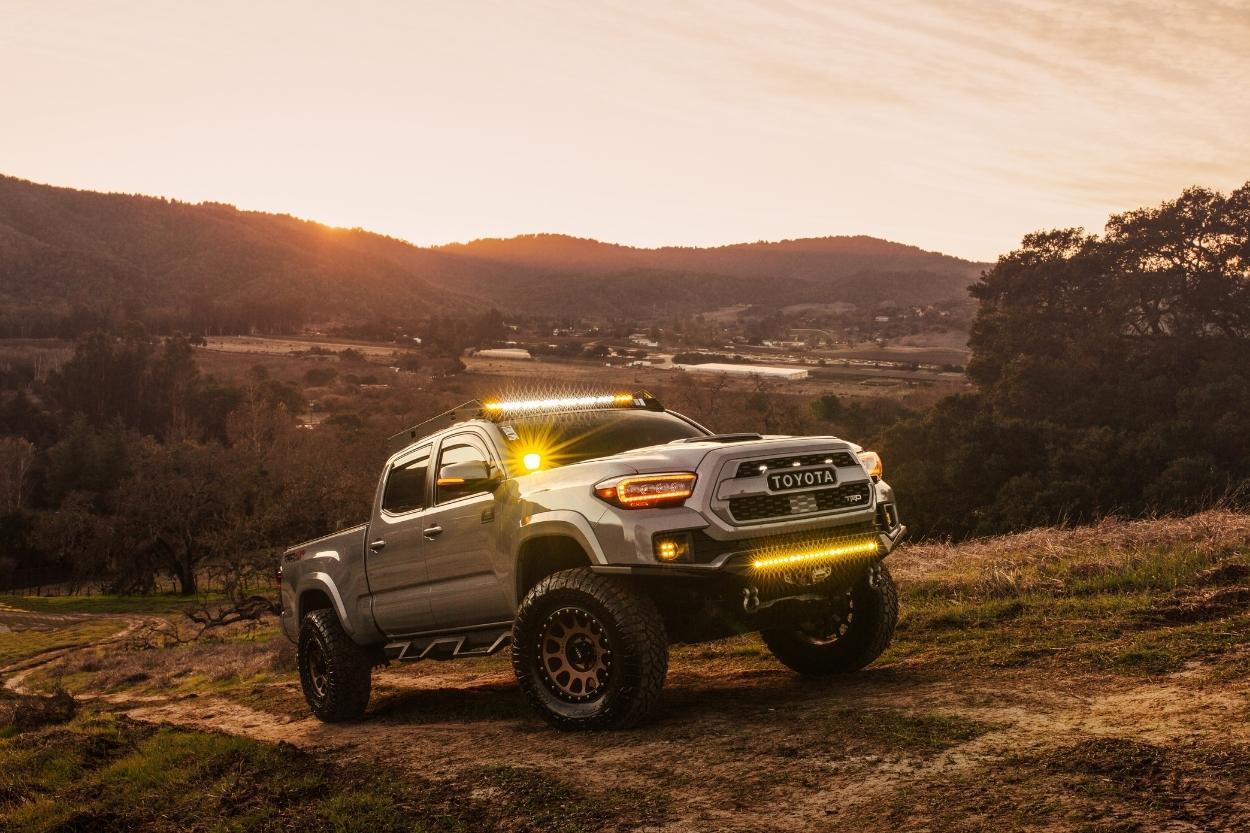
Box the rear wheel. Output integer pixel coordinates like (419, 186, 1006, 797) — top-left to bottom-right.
(512, 568, 668, 730)
(762, 563, 898, 675)
(298, 609, 372, 722)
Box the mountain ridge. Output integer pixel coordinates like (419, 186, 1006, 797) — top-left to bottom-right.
(0, 174, 986, 335)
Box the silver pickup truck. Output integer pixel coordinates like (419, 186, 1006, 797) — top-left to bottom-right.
(279, 392, 905, 729)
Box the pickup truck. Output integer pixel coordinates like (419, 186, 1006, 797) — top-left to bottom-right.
(279, 392, 905, 729)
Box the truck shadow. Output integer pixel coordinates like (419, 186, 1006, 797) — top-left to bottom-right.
(369, 680, 531, 725)
(365, 665, 932, 728)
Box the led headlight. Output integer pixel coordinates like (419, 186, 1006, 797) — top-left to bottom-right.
(594, 472, 697, 509)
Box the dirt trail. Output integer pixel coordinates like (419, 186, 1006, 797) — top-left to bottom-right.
(5, 601, 1250, 831)
(0, 609, 159, 697)
(127, 659, 1250, 832)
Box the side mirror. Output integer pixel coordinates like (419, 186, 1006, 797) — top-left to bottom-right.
(437, 460, 502, 491)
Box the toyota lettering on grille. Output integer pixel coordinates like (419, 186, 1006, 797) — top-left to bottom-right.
(766, 467, 837, 492)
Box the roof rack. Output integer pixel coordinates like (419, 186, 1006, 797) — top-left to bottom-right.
(386, 390, 665, 453)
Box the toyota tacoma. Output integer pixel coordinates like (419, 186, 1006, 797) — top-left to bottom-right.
(279, 392, 905, 729)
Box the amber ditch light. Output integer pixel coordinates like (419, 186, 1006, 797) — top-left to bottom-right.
(594, 473, 697, 509)
(858, 451, 883, 478)
(522, 452, 543, 471)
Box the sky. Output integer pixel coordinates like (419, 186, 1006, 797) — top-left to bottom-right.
(2, 0, 1248, 262)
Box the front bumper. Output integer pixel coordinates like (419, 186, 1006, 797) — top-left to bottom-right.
(590, 522, 906, 579)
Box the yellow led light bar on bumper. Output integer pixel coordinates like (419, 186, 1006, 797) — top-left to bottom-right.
(750, 537, 881, 571)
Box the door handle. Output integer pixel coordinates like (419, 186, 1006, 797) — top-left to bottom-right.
(368, 539, 387, 552)
(423, 525, 444, 540)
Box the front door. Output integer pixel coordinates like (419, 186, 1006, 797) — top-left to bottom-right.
(422, 432, 513, 629)
(367, 444, 435, 636)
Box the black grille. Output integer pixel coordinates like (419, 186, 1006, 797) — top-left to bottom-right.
(734, 452, 857, 479)
(729, 482, 872, 522)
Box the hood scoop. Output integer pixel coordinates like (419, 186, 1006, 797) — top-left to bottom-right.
(676, 433, 764, 444)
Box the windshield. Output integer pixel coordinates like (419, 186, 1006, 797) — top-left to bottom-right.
(500, 410, 706, 470)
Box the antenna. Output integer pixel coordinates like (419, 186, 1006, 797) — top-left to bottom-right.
(387, 400, 483, 453)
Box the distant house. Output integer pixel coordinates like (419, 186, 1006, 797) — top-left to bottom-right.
(676, 363, 808, 380)
(475, 348, 533, 360)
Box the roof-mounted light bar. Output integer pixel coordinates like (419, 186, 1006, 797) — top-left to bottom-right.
(387, 391, 664, 454)
(480, 391, 660, 419)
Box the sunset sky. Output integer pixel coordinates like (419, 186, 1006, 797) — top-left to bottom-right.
(3, 1, 1247, 262)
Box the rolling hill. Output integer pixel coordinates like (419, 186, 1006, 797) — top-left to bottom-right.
(0, 174, 986, 335)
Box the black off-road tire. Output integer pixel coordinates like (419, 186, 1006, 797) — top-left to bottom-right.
(512, 568, 668, 730)
(762, 563, 898, 675)
(298, 609, 373, 722)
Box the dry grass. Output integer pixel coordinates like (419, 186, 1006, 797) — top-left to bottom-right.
(0, 620, 126, 667)
(40, 620, 294, 695)
(891, 509, 1250, 599)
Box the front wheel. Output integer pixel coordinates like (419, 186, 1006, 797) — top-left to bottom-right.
(762, 563, 898, 675)
(298, 609, 373, 722)
(512, 568, 668, 730)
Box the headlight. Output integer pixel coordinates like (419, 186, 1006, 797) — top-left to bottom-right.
(594, 472, 697, 509)
(858, 450, 883, 478)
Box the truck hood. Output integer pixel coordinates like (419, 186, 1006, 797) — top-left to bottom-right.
(516, 434, 862, 490)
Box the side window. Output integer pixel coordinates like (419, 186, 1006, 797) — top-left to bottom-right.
(382, 447, 430, 514)
(436, 439, 492, 504)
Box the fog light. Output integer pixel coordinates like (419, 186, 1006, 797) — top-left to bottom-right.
(654, 533, 692, 562)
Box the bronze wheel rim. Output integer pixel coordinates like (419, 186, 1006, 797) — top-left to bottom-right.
(536, 606, 613, 703)
(307, 641, 330, 699)
(797, 592, 854, 646)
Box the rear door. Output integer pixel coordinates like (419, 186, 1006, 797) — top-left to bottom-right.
(366, 444, 436, 636)
(421, 431, 514, 629)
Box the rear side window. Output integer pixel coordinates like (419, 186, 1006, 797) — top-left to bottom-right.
(382, 447, 430, 514)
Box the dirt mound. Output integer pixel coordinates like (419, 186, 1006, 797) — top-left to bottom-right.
(1198, 563, 1250, 586)
(0, 688, 77, 730)
(1137, 586, 1250, 624)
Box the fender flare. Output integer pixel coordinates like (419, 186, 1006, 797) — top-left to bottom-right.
(516, 510, 608, 565)
(294, 573, 356, 637)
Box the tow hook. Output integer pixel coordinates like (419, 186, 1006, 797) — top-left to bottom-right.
(868, 564, 882, 588)
(741, 586, 761, 614)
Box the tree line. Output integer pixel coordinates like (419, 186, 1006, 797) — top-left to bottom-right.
(881, 183, 1250, 538)
(0, 329, 383, 594)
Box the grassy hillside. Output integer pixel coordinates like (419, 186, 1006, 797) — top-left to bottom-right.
(887, 510, 1250, 675)
(0, 174, 985, 333)
(5, 510, 1250, 831)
